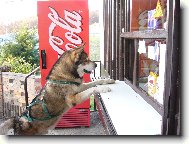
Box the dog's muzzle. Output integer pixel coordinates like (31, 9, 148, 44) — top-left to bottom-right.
(94, 63, 97, 68)
(83, 62, 97, 74)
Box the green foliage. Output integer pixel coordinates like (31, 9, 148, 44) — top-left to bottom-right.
(2, 56, 36, 74)
(89, 35, 100, 61)
(0, 24, 39, 74)
(90, 95, 95, 111)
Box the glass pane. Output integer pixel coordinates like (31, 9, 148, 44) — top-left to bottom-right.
(131, 0, 167, 31)
(138, 39, 166, 105)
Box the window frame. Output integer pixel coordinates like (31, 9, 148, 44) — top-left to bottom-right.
(103, 0, 180, 135)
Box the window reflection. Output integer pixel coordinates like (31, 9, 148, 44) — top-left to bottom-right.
(131, 0, 167, 31)
(138, 39, 166, 104)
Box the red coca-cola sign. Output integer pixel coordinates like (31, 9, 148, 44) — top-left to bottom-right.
(37, 0, 89, 86)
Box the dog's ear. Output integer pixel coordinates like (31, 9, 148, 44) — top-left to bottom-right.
(71, 43, 85, 61)
(74, 43, 85, 53)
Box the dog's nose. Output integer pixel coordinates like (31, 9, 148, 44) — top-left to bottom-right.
(94, 63, 97, 68)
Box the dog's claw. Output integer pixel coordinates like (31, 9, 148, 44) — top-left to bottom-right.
(107, 79, 115, 84)
(93, 78, 115, 85)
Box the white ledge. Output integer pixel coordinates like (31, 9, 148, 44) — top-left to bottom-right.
(99, 80, 162, 135)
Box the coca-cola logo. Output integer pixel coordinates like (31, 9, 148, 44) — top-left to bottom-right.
(48, 7, 83, 55)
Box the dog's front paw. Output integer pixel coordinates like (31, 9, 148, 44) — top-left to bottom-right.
(101, 86, 111, 93)
(105, 79, 115, 84)
(92, 77, 115, 85)
(94, 86, 111, 93)
(99, 78, 115, 85)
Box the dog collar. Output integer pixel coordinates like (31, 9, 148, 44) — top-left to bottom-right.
(47, 79, 81, 86)
(83, 69, 92, 74)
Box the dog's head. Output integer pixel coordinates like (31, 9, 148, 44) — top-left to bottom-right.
(48, 43, 97, 80)
(71, 43, 97, 78)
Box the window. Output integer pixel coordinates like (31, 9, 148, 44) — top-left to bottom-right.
(131, 0, 167, 31)
(103, 0, 180, 135)
(104, 0, 168, 112)
(129, 0, 168, 105)
(138, 39, 166, 105)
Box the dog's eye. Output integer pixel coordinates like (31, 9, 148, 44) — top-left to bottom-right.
(84, 58, 90, 63)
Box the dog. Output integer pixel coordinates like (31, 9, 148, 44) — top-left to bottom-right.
(0, 43, 115, 135)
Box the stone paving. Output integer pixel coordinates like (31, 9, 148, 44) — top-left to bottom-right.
(1, 111, 106, 135)
(49, 111, 106, 135)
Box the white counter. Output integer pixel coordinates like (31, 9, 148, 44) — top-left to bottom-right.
(99, 80, 162, 135)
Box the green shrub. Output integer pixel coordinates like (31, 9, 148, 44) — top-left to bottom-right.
(0, 24, 39, 74)
(2, 56, 36, 74)
(89, 35, 100, 61)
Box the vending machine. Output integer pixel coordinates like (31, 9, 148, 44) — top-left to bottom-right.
(37, 0, 90, 127)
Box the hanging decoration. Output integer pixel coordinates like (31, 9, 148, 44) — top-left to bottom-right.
(154, 0, 163, 18)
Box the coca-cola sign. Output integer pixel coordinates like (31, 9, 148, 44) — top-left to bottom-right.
(48, 7, 83, 55)
(38, 0, 89, 86)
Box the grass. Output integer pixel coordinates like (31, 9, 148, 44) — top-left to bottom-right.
(90, 95, 95, 111)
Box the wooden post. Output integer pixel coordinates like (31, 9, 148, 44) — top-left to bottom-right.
(133, 39, 138, 85)
(0, 70, 3, 118)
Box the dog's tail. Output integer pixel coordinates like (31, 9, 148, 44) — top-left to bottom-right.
(0, 118, 14, 135)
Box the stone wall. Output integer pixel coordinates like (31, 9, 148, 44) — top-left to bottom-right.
(1, 72, 41, 107)
(0, 71, 3, 118)
(0, 66, 11, 118)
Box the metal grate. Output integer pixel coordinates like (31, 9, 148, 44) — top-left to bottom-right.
(94, 93, 117, 135)
(56, 107, 90, 128)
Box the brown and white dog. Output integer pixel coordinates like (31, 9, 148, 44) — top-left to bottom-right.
(0, 43, 115, 135)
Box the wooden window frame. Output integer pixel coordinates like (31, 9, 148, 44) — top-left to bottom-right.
(103, 0, 180, 135)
